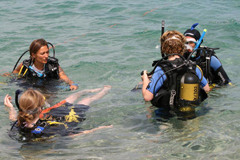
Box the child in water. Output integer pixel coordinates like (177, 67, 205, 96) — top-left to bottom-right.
(4, 86, 112, 141)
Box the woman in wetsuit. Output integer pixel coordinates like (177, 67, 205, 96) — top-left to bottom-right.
(12, 38, 78, 90)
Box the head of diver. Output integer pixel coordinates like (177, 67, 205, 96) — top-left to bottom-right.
(16, 89, 51, 128)
(184, 23, 203, 59)
(161, 30, 186, 58)
(184, 36, 197, 52)
(30, 39, 49, 71)
(16, 89, 50, 114)
(12, 39, 55, 73)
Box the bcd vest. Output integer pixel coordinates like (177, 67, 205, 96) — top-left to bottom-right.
(150, 58, 207, 112)
(19, 56, 60, 80)
(185, 47, 222, 85)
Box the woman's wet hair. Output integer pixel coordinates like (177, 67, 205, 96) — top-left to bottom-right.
(29, 38, 48, 57)
(160, 30, 186, 56)
(17, 89, 45, 127)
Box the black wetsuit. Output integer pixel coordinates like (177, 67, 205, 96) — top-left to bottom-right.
(9, 103, 90, 142)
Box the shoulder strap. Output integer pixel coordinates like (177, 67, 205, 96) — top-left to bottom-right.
(43, 57, 60, 79)
(18, 59, 32, 77)
(202, 47, 219, 84)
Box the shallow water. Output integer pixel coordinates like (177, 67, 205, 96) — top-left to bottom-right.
(0, 0, 240, 159)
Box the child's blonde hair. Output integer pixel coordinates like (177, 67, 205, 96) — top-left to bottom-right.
(17, 89, 45, 127)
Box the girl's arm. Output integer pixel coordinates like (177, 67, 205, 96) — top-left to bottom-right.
(4, 95, 17, 121)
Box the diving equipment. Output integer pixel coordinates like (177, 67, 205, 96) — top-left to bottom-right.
(12, 42, 55, 72)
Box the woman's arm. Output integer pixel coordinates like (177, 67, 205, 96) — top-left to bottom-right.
(12, 63, 23, 74)
(2, 63, 23, 76)
(58, 66, 78, 90)
(4, 94, 17, 121)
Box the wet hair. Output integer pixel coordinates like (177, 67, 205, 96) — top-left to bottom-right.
(17, 89, 45, 127)
(29, 38, 48, 58)
(160, 30, 186, 56)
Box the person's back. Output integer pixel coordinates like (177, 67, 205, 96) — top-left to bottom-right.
(141, 30, 209, 118)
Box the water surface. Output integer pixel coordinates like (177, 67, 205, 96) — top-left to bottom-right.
(0, 0, 240, 159)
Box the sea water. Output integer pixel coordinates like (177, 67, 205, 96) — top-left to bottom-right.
(0, 0, 240, 159)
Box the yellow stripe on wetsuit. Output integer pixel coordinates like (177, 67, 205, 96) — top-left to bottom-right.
(18, 65, 28, 77)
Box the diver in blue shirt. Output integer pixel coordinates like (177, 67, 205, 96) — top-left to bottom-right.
(141, 30, 210, 117)
(183, 23, 231, 86)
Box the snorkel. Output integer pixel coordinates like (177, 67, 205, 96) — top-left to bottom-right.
(15, 89, 23, 111)
(161, 20, 165, 58)
(141, 20, 165, 76)
(188, 29, 207, 59)
(184, 23, 207, 59)
(194, 29, 207, 50)
(162, 20, 165, 36)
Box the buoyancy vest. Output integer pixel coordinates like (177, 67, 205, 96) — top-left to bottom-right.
(184, 47, 229, 85)
(151, 58, 188, 110)
(195, 47, 218, 84)
(9, 119, 68, 142)
(9, 103, 89, 142)
(19, 56, 60, 80)
(150, 57, 207, 113)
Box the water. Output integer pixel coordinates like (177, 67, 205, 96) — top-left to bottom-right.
(0, 0, 240, 159)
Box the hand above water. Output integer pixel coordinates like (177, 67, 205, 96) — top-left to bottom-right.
(4, 94, 13, 109)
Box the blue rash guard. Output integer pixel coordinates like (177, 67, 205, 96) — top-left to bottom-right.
(184, 49, 231, 85)
(210, 56, 222, 71)
(210, 56, 231, 84)
(147, 66, 207, 94)
(194, 51, 230, 85)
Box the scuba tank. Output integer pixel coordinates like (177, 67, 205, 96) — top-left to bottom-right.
(180, 72, 199, 104)
(178, 64, 201, 119)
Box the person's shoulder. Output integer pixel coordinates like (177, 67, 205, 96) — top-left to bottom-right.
(47, 57, 59, 64)
(153, 66, 164, 74)
(22, 59, 31, 65)
(210, 55, 222, 65)
(12, 62, 24, 73)
(155, 66, 162, 71)
(211, 55, 220, 60)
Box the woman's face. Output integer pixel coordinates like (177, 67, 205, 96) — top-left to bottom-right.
(32, 45, 49, 64)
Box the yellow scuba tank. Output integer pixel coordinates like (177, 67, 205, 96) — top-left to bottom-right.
(178, 71, 200, 119)
(180, 72, 199, 103)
